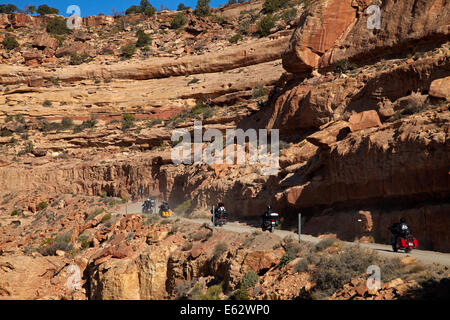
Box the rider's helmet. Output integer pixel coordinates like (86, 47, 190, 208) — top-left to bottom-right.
(400, 217, 406, 223)
(218, 202, 224, 208)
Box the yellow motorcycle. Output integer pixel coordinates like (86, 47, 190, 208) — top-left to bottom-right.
(159, 202, 173, 218)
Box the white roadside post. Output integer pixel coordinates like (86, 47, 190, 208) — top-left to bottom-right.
(212, 205, 215, 231)
(298, 213, 301, 242)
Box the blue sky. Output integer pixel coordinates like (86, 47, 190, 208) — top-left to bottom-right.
(9, 1, 227, 17)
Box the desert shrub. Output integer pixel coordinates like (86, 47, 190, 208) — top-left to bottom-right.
(136, 29, 151, 47)
(199, 283, 223, 300)
(171, 12, 187, 29)
(60, 117, 74, 129)
(213, 242, 228, 259)
(279, 252, 294, 267)
(228, 33, 243, 44)
(70, 52, 91, 65)
(101, 213, 112, 223)
(40, 233, 73, 256)
(121, 113, 136, 131)
(73, 118, 98, 133)
(257, 14, 277, 37)
(388, 103, 429, 122)
(46, 17, 70, 35)
(121, 44, 137, 59)
(37, 201, 48, 211)
(294, 257, 309, 273)
(0, 129, 12, 137)
(43, 100, 52, 107)
(21, 141, 34, 154)
(281, 8, 297, 23)
(230, 288, 250, 300)
(314, 238, 337, 252)
(36, 4, 59, 15)
(241, 270, 259, 290)
(252, 85, 267, 99)
(284, 241, 302, 257)
(310, 246, 379, 296)
(334, 59, 358, 74)
(194, 0, 211, 17)
(378, 257, 404, 282)
(146, 118, 162, 127)
(262, 0, 289, 14)
(2, 36, 19, 51)
(11, 209, 21, 216)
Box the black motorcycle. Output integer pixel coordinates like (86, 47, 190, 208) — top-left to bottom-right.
(142, 199, 156, 214)
(212, 206, 227, 227)
(262, 212, 280, 233)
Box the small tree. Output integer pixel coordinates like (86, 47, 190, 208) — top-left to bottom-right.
(177, 3, 190, 11)
(194, 0, 211, 17)
(257, 14, 276, 37)
(2, 36, 19, 51)
(121, 44, 137, 59)
(46, 17, 71, 35)
(0, 4, 19, 14)
(36, 4, 59, 15)
(136, 29, 151, 47)
(170, 12, 187, 29)
(25, 5, 36, 14)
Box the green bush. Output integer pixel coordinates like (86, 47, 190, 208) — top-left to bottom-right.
(257, 14, 277, 37)
(279, 252, 294, 267)
(37, 201, 48, 211)
(333, 59, 358, 74)
(228, 34, 243, 44)
(121, 44, 137, 59)
(241, 270, 259, 290)
(11, 209, 20, 216)
(194, 0, 211, 17)
(177, 3, 191, 11)
(0, 4, 18, 14)
(61, 117, 74, 129)
(70, 53, 91, 65)
(22, 141, 34, 154)
(281, 8, 297, 23)
(36, 4, 59, 15)
(252, 85, 267, 99)
(2, 36, 19, 51)
(101, 213, 112, 223)
(121, 113, 136, 131)
(199, 283, 223, 300)
(136, 29, 151, 47)
(126, 0, 156, 15)
(231, 288, 250, 300)
(43, 100, 52, 107)
(262, 0, 289, 14)
(46, 17, 71, 35)
(171, 12, 187, 29)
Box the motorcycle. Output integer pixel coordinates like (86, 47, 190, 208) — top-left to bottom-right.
(262, 212, 280, 233)
(392, 235, 418, 253)
(213, 207, 227, 227)
(141, 201, 155, 214)
(159, 203, 172, 218)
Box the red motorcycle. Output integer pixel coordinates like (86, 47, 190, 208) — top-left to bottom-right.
(392, 235, 418, 253)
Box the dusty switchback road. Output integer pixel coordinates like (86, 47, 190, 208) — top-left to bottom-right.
(116, 201, 450, 267)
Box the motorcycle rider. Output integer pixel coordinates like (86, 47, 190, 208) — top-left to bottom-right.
(389, 217, 411, 248)
(211, 202, 227, 222)
(261, 205, 273, 227)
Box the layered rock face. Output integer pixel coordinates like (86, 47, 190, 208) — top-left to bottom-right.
(283, 0, 450, 73)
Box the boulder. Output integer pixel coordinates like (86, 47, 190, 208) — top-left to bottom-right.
(348, 110, 382, 132)
(429, 77, 450, 100)
(33, 34, 59, 51)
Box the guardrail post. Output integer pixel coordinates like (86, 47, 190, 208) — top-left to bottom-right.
(298, 213, 301, 242)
